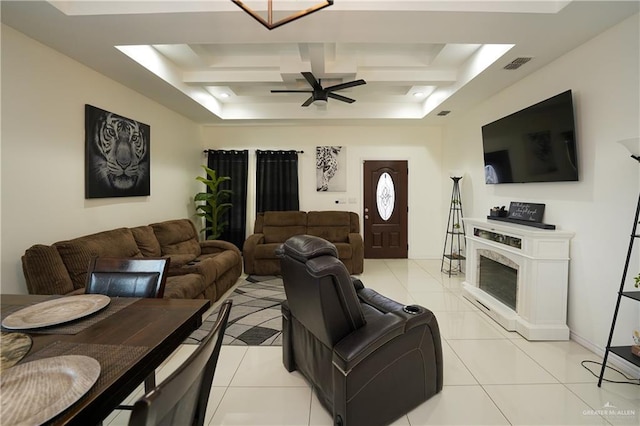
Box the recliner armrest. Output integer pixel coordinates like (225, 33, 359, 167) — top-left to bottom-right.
(332, 313, 405, 373)
(351, 277, 364, 290)
(357, 287, 434, 331)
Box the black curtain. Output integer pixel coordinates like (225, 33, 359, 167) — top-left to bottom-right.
(206, 150, 248, 250)
(256, 150, 299, 213)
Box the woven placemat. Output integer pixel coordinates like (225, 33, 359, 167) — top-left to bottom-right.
(1, 297, 140, 335)
(21, 341, 149, 400)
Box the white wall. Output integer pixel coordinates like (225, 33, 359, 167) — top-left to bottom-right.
(443, 15, 640, 352)
(1, 25, 203, 294)
(203, 125, 444, 259)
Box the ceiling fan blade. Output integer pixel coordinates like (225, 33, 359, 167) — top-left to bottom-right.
(301, 72, 321, 89)
(328, 92, 356, 104)
(325, 79, 366, 92)
(271, 90, 313, 93)
(302, 96, 315, 107)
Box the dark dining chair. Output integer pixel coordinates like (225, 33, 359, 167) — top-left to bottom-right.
(128, 300, 232, 426)
(85, 257, 170, 299)
(85, 256, 170, 404)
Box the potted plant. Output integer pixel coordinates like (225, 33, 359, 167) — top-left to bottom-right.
(194, 165, 232, 240)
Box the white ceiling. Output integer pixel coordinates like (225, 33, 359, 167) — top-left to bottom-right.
(2, 1, 638, 125)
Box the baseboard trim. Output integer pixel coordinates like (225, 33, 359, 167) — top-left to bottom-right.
(570, 331, 640, 378)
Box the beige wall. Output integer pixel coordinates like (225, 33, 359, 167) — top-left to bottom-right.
(442, 15, 640, 353)
(1, 25, 204, 294)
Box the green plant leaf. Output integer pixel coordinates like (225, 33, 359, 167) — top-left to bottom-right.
(195, 165, 233, 240)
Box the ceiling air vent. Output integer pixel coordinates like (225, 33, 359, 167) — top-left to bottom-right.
(437, 110, 451, 116)
(503, 57, 532, 70)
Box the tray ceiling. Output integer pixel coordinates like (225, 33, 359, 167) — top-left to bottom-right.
(2, 1, 638, 124)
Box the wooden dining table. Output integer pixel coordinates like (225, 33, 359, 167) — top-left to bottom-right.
(0, 294, 210, 425)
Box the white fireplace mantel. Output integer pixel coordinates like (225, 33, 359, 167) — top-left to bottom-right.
(462, 218, 574, 340)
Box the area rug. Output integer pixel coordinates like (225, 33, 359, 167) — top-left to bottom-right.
(184, 275, 285, 346)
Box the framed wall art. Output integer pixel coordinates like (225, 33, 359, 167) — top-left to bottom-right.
(316, 146, 346, 192)
(85, 105, 150, 198)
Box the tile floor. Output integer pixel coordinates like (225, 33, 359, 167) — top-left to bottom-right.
(105, 259, 640, 426)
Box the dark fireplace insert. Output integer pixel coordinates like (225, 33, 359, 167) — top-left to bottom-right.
(479, 255, 517, 311)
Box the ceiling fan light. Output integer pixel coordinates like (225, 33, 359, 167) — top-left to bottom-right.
(313, 99, 328, 107)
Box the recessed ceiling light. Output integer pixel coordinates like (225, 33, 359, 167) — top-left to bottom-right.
(219, 93, 230, 99)
(413, 92, 425, 98)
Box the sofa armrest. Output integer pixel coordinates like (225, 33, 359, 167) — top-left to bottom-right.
(348, 232, 363, 245)
(242, 233, 265, 274)
(243, 233, 264, 248)
(200, 239, 241, 256)
(348, 232, 364, 274)
(332, 313, 405, 373)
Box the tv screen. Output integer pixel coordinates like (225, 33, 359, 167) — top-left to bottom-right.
(481, 90, 578, 184)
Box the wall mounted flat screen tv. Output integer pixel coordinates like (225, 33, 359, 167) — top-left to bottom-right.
(482, 90, 578, 184)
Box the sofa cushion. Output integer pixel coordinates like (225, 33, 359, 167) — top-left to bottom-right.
(307, 211, 351, 243)
(54, 228, 142, 289)
(22, 244, 74, 295)
(150, 219, 202, 257)
(263, 211, 307, 243)
(130, 226, 162, 257)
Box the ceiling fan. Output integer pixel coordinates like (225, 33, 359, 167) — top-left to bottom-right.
(271, 72, 366, 107)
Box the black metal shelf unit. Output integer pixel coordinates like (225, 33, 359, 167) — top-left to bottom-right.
(598, 194, 640, 386)
(441, 177, 466, 276)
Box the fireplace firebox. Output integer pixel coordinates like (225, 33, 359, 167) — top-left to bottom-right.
(479, 255, 517, 311)
(462, 218, 574, 341)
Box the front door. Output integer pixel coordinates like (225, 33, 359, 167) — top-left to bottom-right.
(363, 160, 408, 258)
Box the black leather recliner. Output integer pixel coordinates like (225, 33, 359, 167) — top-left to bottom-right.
(278, 235, 443, 426)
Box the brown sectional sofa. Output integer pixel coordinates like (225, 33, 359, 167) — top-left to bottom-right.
(243, 210, 363, 275)
(21, 219, 242, 302)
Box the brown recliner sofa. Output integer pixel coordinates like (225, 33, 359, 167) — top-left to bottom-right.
(21, 219, 242, 302)
(243, 210, 363, 275)
(278, 235, 443, 426)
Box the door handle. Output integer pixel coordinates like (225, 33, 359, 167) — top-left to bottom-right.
(365, 215, 369, 220)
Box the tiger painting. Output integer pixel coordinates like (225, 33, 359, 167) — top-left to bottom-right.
(85, 105, 150, 198)
(316, 146, 343, 192)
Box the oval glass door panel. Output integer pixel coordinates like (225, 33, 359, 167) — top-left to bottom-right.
(376, 172, 395, 221)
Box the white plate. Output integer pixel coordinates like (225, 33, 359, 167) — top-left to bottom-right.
(2, 295, 111, 330)
(0, 355, 101, 425)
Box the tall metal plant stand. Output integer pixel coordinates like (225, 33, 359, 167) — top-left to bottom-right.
(598, 192, 640, 386)
(441, 177, 466, 276)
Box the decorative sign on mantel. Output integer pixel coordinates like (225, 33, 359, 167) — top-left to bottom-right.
(507, 202, 545, 223)
(487, 201, 555, 229)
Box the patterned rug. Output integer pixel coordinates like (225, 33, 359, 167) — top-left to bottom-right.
(184, 275, 285, 346)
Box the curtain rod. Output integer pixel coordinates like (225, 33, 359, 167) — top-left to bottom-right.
(203, 149, 304, 154)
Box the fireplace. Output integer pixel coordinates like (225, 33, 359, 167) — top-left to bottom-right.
(479, 254, 517, 311)
(462, 218, 574, 341)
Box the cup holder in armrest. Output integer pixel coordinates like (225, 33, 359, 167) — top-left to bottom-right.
(403, 305, 422, 315)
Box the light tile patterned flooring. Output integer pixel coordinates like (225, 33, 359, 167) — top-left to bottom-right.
(105, 259, 640, 425)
